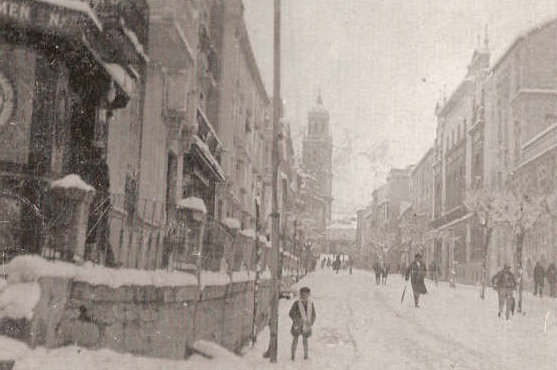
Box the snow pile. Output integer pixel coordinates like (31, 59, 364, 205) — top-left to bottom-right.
(223, 217, 241, 230)
(2, 338, 246, 370)
(0, 336, 29, 361)
(176, 197, 207, 214)
(50, 174, 94, 192)
(0, 282, 40, 320)
(7, 255, 197, 288)
(189, 340, 246, 368)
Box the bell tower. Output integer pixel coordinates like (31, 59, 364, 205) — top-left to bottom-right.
(302, 91, 333, 223)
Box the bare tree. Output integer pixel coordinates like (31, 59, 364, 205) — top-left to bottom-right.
(464, 188, 504, 299)
(399, 210, 429, 264)
(466, 187, 544, 308)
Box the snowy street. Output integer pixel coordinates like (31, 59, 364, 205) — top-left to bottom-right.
(1, 268, 555, 369)
(244, 269, 557, 370)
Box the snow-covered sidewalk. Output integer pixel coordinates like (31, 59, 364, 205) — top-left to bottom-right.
(243, 269, 557, 370)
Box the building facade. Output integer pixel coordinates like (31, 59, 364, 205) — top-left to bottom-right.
(431, 38, 490, 283)
(213, 0, 269, 229)
(0, 0, 148, 261)
(487, 19, 557, 283)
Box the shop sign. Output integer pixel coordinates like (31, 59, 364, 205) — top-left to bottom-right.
(0, 0, 85, 37)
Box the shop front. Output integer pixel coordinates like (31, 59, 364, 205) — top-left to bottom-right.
(0, 0, 147, 260)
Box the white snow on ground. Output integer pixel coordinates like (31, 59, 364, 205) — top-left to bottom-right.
(0, 282, 40, 319)
(243, 269, 557, 370)
(0, 337, 245, 370)
(7, 255, 198, 288)
(50, 174, 94, 192)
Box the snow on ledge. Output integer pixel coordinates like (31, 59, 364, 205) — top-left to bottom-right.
(199, 271, 230, 288)
(6, 255, 197, 289)
(231, 270, 252, 283)
(223, 217, 241, 230)
(239, 229, 256, 239)
(261, 268, 272, 280)
(176, 197, 207, 214)
(0, 282, 40, 320)
(51, 174, 94, 192)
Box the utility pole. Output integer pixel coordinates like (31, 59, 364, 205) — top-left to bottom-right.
(269, 0, 281, 363)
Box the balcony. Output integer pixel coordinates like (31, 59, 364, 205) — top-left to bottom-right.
(197, 107, 222, 157)
(429, 204, 467, 229)
(191, 107, 224, 182)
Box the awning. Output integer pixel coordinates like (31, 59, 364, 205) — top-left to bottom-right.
(0, 0, 135, 108)
(82, 35, 136, 108)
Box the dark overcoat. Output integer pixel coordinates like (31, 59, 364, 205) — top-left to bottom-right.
(406, 261, 427, 295)
(289, 299, 316, 337)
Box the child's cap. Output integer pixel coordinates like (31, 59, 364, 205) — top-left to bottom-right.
(299, 287, 311, 294)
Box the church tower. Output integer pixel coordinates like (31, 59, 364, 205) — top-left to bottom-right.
(302, 91, 333, 223)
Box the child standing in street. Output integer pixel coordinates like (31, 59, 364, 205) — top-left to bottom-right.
(289, 286, 317, 360)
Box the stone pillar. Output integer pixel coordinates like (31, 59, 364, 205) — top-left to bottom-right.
(175, 197, 207, 283)
(49, 175, 95, 263)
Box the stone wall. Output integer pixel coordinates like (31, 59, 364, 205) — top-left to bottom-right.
(24, 277, 271, 360)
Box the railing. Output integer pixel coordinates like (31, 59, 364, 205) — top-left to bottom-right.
(0, 186, 313, 284)
(197, 107, 222, 157)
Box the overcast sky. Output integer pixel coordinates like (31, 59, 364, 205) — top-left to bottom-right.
(243, 0, 557, 220)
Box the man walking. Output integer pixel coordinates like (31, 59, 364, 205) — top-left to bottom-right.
(382, 264, 390, 284)
(405, 253, 427, 307)
(492, 264, 517, 320)
(533, 261, 545, 298)
(289, 287, 316, 361)
(546, 263, 556, 298)
(333, 255, 341, 274)
(373, 262, 382, 285)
